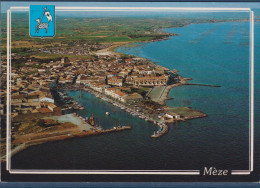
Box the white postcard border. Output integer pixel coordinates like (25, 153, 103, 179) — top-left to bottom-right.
(6, 6, 254, 176)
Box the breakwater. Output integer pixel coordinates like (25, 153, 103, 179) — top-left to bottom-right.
(2, 126, 131, 162)
(11, 21, 252, 172)
(186, 83, 221, 87)
(82, 86, 169, 137)
(151, 124, 169, 138)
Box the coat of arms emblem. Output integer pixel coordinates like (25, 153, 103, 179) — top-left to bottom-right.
(30, 5, 55, 38)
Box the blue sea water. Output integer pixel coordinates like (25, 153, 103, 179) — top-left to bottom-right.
(11, 21, 260, 173)
(117, 21, 251, 133)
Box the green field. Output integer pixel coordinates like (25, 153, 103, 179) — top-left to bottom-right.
(166, 107, 205, 118)
(1, 14, 181, 44)
(1, 13, 234, 46)
(1, 13, 251, 60)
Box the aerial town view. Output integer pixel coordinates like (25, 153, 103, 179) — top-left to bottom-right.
(1, 3, 258, 174)
(0, 12, 213, 161)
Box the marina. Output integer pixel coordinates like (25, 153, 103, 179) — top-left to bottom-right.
(57, 81, 207, 138)
(58, 91, 85, 111)
(73, 86, 170, 138)
(10, 21, 253, 172)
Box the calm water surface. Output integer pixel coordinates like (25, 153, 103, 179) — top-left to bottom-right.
(12, 21, 260, 171)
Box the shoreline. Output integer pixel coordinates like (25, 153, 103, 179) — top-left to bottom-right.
(155, 73, 221, 105)
(3, 20, 227, 161)
(58, 81, 207, 137)
(68, 28, 219, 138)
(94, 42, 130, 56)
(107, 25, 222, 107)
(110, 19, 255, 58)
(1, 123, 131, 162)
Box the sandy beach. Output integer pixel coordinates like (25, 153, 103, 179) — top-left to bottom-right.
(94, 42, 130, 56)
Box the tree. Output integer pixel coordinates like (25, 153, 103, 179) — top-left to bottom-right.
(37, 119, 45, 127)
(72, 75, 78, 85)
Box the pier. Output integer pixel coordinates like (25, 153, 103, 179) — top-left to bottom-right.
(4, 125, 132, 162)
(81, 86, 172, 138)
(151, 123, 168, 138)
(61, 84, 207, 139)
(55, 75, 209, 140)
(186, 83, 221, 87)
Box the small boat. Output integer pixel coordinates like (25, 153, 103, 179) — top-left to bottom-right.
(106, 112, 110, 116)
(151, 131, 157, 138)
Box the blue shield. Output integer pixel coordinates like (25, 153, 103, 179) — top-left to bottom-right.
(30, 5, 55, 38)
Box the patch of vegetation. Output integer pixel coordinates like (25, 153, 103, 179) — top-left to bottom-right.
(1, 14, 192, 54)
(142, 99, 161, 110)
(41, 122, 77, 132)
(121, 54, 135, 60)
(166, 107, 205, 117)
(1, 13, 253, 60)
(17, 119, 42, 134)
(125, 87, 150, 97)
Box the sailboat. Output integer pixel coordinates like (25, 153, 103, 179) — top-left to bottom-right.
(88, 113, 95, 126)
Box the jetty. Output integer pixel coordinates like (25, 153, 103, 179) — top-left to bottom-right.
(55, 71, 209, 140)
(186, 83, 221, 87)
(151, 123, 168, 138)
(2, 125, 131, 162)
(154, 72, 221, 105)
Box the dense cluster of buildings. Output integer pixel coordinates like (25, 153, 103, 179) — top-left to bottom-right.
(39, 43, 111, 56)
(91, 84, 143, 103)
(1, 52, 172, 118)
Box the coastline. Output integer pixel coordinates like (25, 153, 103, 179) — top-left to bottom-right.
(58, 82, 207, 137)
(3, 15, 253, 174)
(110, 19, 254, 58)
(109, 41, 220, 107)
(155, 74, 220, 105)
(4, 21, 226, 161)
(2, 119, 131, 162)
(74, 26, 222, 137)
(94, 42, 130, 56)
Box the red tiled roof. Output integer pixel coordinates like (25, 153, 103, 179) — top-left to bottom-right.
(115, 91, 126, 97)
(44, 119, 53, 123)
(38, 108, 52, 114)
(29, 91, 42, 96)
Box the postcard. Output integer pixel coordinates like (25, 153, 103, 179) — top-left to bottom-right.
(0, 1, 259, 183)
